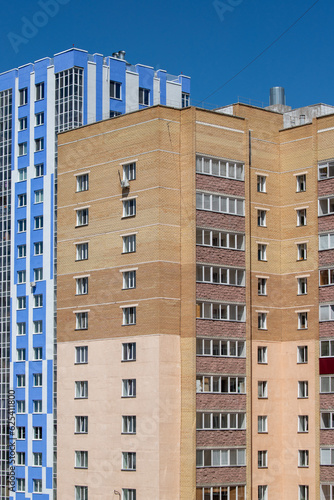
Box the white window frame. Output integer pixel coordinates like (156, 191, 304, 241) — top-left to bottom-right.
(19, 117, 27, 131)
(34, 268, 43, 281)
(17, 296, 26, 310)
(122, 379, 136, 398)
(196, 411, 246, 430)
(298, 311, 308, 329)
(35, 163, 44, 177)
(321, 412, 334, 429)
(33, 294, 43, 308)
(18, 219, 26, 233)
(320, 269, 334, 287)
(196, 338, 246, 358)
(35, 111, 44, 126)
(16, 478, 25, 492)
(320, 376, 334, 394)
(123, 234, 136, 253)
(19, 88, 28, 106)
(75, 346, 88, 364)
(196, 448, 246, 467)
(298, 381, 309, 398)
(17, 401, 25, 413)
(33, 452, 42, 466)
(319, 160, 334, 180)
(298, 450, 309, 467)
(196, 155, 244, 181)
(122, 489, 136, 500)
(196, 375, 246, 394)
(18, 142, 27, 156)
(17, 270, 26, 284)
(258, 381, 268, 398)
(196, 191, 245, 216)
(123, 270, 136, 289)
(76, 173, 89, 192)
(33, 426, 42, 440)
(297, 243, 307, 261)
(257, 175, 267, 193)
(75, 486, 88, 500)
(33, 320, 43, 334)
(139, 87, 150, 106)
(75, 416, 88, 434)
(123, 198, 136, 217)
(33, 400, 42, 413)
(34, 189, 43, 203)
(258, 278, 267, 295)
(18, 167, 27, 180)
(122, 342, 136, 361)
(258, 312, 267, 330)
(75, 312, 88, 330)
(196, 228, 245, 250)
(75, 381, 88, 399)
(35, 138, 44, 152)
(258, 416, 268, 433)
(34, 242, 43, 255)
(110, 80, 121, 99)
(319, 197, 334, 216)
(296, 174, 306, 192)
(297, 346, 308, 364)
(34, 215, 43, 230)
(76, 277, 88, 295)
(33, 347, 42, 360)
(16, 452, 25, 465)
(123, 162, 136, 181)
(33, 373, 42, 387)
(257, 210, 267, 227)
(18, 193, 27, 207)
(76, 208, 89, 227)
(35, 82, 44, 101)
(258, 485, 268, 500)
(258, 346, 268, 364)
(122, 416, 136, 434)
(258, 450, 268, 468)
(75, 450, 88, 469)
(123, 307, 136, 325)
(18, 244, 26, 258)
(298, 277, 307, 294)
(196, 302, 246, 322)
(122, 451, 136, 470)
(298, 415, 309, 433)
(196, 265, 245, 287)
(33, 478, 42, 493)
(258, 244, 267, 261)
(297, 209, 307, 226)
(76, 243, 88, 261)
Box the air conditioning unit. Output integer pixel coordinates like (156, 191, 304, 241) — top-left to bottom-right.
(120, 179, 130, 188)
(30, 282, 36, 288)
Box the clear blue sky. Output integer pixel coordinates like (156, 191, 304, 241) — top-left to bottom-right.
(0, 0, 331, 109)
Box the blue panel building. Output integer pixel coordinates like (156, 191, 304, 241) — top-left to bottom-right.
(0, 47, 190, 500)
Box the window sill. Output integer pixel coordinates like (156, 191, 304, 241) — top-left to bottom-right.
(74, 397, 88, 400)
(121, 251, 136, 255)
(121, 469, 136, 472)
(297, 397, 309, 399)
(258, 431, 268, 434)
(121, 359, 136, 363)
(297, 328, 308, 331)
(297, 293, 307, 296)
(74, 362, 88, 365)
(258, 260, 267, 262)
(258, 362, 268, 365)
(121, 432, 136, 435)
(122, 215, 136, 220)
(122, 324, 136, 327)
(258, 329, 268, 331)
(121, 396, 136, 399)
(75, 293, 88, 296)
(75, 224, 88, 228)
(74, 467, 88, 470)
(75, 259, 88, 262)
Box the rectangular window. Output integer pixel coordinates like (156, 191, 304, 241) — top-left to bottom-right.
(319, 161, 334, 179)
(123, 307, 136, 325)
(17, 427, 25, 439)
(18, 142, 27, 156)
(321, 412, 334, 429)
(76, 208, 89, 226)
(298, 450, 309, 467)
(258, 450, 268, 468)
(33, 373, 42, 387)
(196, 338, 246, 358)
(319, 197, 334, 216)
(196, 448, 246, 467)
(18, 167, 27, 181)
(17, 401, 25, 413)
(298, 312, 308, 329)
(298, 277, 307, 294)
(196, 156, 244, 181)
(18, 193, 27, 207)
(34, 189, 43, 203)
(35, 112, 44, 126)
(296, 174, 306, 192)
(123, 270, 136, 289)
(320, 376, 334, 393)
(258, 416, 268, 433)
(320, 269, 334, 287)
(298, 381, 308, 398)
(122, 342, 136, 361)
(122, 490, 136, 500)
(258, 244, 267, 261)
(18, 245, 26, 258)
(35, 163, 44, 177)
(122, 452, 136, 470)
(75, 381, 88, 399)
(182, 92, 190, 107)
(196, 265, 245, 286)
(257, 175, 267, 192)
(76, 174, 89, 192)
(17, 270, 26, 284)
(19, 117, 27, 131)
(18, 219, 26, 232)
(196, 191, 244, 216)
(34, 215, 43, 230)
(75, 486, 88, 500)
(123, 198, 136, 217)
(76, 243, 88, 261)
(297, 346, 308, 364)
(33, 479, 42, 493)
(17, 348, 26, 361)
(258, 278, 267, 295)
(196, 375, 246, 394)
(17, 322, 26, 336)
(33, 452, 42, 466)
(76, 313, 88, 330)
(297, 209, 307, 226)
(320, 305, 334, 321)
(76, 277, 88, 295)
(33, 294, 43, 308)
(75, 346, 88, 364)
(16, 452, 25, 465)
(33, 400, 42, 413)
(196, 301, 246, 322)
(258, 485, 268, 500)
(196, 411, 246, 430)
(299, 486, 309, 500)
(139, 87, 150, 105)
(258, 313, 267, 330)
(17, 478, 25, 492)
(33, 320, 43, 334)
(34, 268, 43, 281)
(258, 381, 268, 398)
(33, 427, 42, 440)
(122, 379, 136, 397)
(123, 162, 136, 181)
(33, 347, 42, 360)
(122, 416, 136, 434)
(196, 228, 245, 250)
(258, 346, 268, 364)
(298, 415, 309, 432)
(35, 82, 44, 101)
(75, 416, 88, 434)
(17, 296, 26, 310)
(35, 138, 44, 152)
(257, 210, 267, 227)
(110, 110, 122, 118)
(297, 243, 307, 261)
(75, 451, 88, 469)
(110, 80, 121, 99)
(320, 340, 334, 357)
(19, 88, 28, 106)
(123, 234, 136, 253)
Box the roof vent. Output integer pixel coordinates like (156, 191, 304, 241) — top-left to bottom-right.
(118, 50, 126, 60)
(270, 87, 286, 106)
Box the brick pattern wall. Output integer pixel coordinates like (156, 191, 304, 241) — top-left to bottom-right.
(196, 283, 246, 303)
(318, 178, 334, 197)
(196, 211, 245, 233)
(196, 173, 245, 197)
(196, 430, 246, 447)
(320, 430, 334, 445)
(320, 466, 334, 482)
(196, 319, 246, 339)
(319, 250, 334, 266)
(196, 467, 246, 484)
(196, 247, 245, 267)
(196, 357, 246, 375)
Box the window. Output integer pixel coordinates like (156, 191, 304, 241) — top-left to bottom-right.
(18, 219, 26, 232)
(321, 376, 334, 393)
(258, 278, 267, 295)
(17, 270, 26, 284)
(123, 234, 136, 253)
(122, 490, 136, 500)
(76, 174, 89, 192)
(75, 486, 88, 500)
(110, 80, 121, 99)
(320, 305, 334, 321)
(122, 452, 136, 470)
(123, 162, 136, 181)
(35, 82, 44, 101)
(34, 189, 43, 203)
(298, 312, 308, 329)
(197, 487, 246, 499)
(76, 243, 88, 261)
(17, 478, 25, 492)
(122, 416, 136, 434)
(320, 340, 334, 357)
(75, 416, 88, 434)
(196, 375, 246, 394)
(34, 347, 42, 360)
(196, 155, 244, 181)
(75, 346, 88, 364)
(258, 485, 268, 500)
(18, 193, 27, 207)
(33, 320, 43, 334)
(19, 117, 27, 131)
(123, 198, 136, 217)
(296, 174, 306, 192)
(75, 381, 88, 399)
(35, 163, 44, 177)
(17, 322, 26, 336)
(139, 87, 150, 105)
(298, 415, 308, 433)
(258, 312, 267, 330)
(297, 243, 307, 261)
(258, 346, 267, 364)
(182, 92, 190, 107)
(122, 379, 136, 397)
(110, 110, 122, 118)
(196, 192, 244, 216)
(34, 241, 43, 255)
(33, 373, 42, 387)
(319, 160, 334, 179)
(123, 307, 136, 325)
(35, 138, 44, 152)
(76, 277, 88, 295)
(18, 167, 27, 181)
(258, 416, 268, 433)
(17, 349, 26, 361)
(122, 342, 136, 361)
(258, 381, 268, 398)
(17, 426, 25, 439)
(75, 451, 88, 469)
(298, 381, 308, 398)
(297, 209, 307, 226)
(19, 88, 28, 106)
(258, 244, 267, 261)
(196, 448, 246, 467)
(35, 112, 44, 126)
(16, 452, 25, 465)
(76, 208, 89, 226)
(33, 294, 43, 308)
(33, 479, 42, 493)
(319, 197, 334, 216)
(196, 228, 245, 250)
(257, 175, 267, 193)
(299, 486, 309, 500)
(298, 450, 309, 467)
(18, 142, 27, 156)
(33, 452, 42, 466)
(17, 401, 25, 413)
(17, 296, 26, 310)
(298, 277, 307, 294)
(76, 312, 88, 330)
(297, 346, 308, 364)
(34, 216, 43, 230)
(257, 210, 267, 227)
(34, 268, 43, 281)
(33, 427, 42, 440)
(123, 270, 136, 289)
(33, 400, 42, 413)
(196, 265, 245, 286)
(196, 411, 246, 430)
(320, 269, 334, 287)
(321, 412, 334, 429)
(258, 450, 268, 468)
(18, 245, 26, 258)
(196, 302, 246, 322)
(196, 338, 246, 358)
(321, 449, 334, 466)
